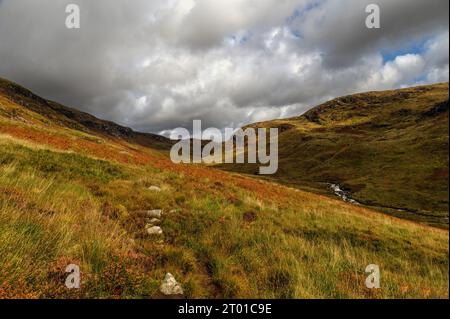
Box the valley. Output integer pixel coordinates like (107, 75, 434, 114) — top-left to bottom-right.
(218, 83, 449, 229)
(0, 77, 448, 299)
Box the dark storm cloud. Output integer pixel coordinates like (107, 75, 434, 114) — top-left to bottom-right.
(0, 0, 448, 134)
(292, 0, 449, 68)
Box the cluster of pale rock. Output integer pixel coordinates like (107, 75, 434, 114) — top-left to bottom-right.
(145, 209, 164, 235)
(139, 186, 184, 297)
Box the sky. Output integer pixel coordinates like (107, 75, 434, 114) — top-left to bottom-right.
(0, 0, 448, 137)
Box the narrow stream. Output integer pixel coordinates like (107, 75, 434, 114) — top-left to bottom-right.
(329, 183, 360, 205)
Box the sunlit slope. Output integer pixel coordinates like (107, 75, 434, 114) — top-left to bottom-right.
(219, 84, 449, 228)
(0, 78, 448, 298)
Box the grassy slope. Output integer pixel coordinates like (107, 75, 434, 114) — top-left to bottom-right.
(0, 77, 173, 151)
(218, 83, 449, 228)
(0, 79, 448, 299)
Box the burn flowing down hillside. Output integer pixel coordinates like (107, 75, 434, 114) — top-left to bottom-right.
(218, 83, 449, 228)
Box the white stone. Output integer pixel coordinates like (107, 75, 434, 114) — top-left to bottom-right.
(148, 186, 162, 192)
(146, 210, 163, 219)
(146, 225, 163, 235)
(160, 273, 184, 296)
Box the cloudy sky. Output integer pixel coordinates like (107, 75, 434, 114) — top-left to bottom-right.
(0, 0, 448, 136)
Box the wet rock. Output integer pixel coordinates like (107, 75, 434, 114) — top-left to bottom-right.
(330, 183, 359, 205)
(160, 273, 184, 296)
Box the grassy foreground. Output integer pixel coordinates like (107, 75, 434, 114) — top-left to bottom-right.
(0, 78, 448, 298)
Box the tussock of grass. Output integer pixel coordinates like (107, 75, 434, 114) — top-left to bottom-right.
(0, 164, 139, 297)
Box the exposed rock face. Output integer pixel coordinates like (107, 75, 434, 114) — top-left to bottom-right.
(422, 100, 449, 117)
(304, 110, 321, 124)
(160, 273, 184, 296)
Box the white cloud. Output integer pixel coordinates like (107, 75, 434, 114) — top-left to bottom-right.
(378, 54, 426, 87)
(0, 0, 448, 133)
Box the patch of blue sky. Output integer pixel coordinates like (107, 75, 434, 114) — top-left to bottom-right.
(381, 37, 430, 62)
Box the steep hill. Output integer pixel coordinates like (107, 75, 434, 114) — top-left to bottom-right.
(0, 78, 448, 298)
(0, 77, 173, 151)
(218, 84, 449, 229)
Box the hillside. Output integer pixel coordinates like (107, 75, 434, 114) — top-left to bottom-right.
(218, 83, 449, 229)
(0, 77, 173, 151)
(0, 78, 448, 299)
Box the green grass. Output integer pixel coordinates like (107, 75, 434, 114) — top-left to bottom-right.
(0, 163, 148, 298)
(0, 79, 448, 299)
(0, 143, 127, 183)
(0, 138, 448, 298)
(218, 83, 449, 228)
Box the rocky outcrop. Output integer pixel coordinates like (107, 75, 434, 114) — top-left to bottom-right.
(422, 100, 449, 117)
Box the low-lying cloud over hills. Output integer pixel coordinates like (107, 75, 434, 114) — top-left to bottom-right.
(0, 0, 448, 135)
